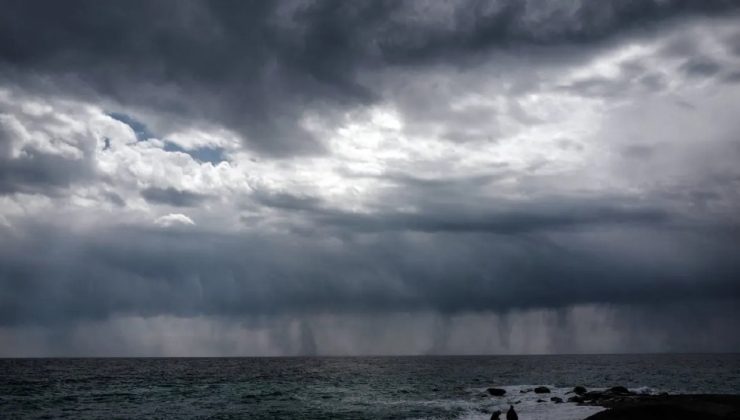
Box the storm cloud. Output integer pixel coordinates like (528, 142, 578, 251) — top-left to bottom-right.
(1, 0, 739, 156)
(1, 0, 740, 355)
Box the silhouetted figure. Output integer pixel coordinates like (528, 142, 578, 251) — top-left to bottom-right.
(506, 405, 518, 420)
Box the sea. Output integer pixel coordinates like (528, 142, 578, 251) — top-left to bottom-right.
(1, 354, 739, 419)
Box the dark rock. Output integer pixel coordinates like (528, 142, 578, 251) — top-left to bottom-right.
(537, 399, 546, 403)
(574, 386, 588, 395)
(487, 387, 506, 396)
(585, 404, 723, 420)
(506, 405, 518, 420)
(568, 395, 585, 403)
(585, 391, 605, 400)
(583, 393, 740, 419)
(551, 397, 564, 403)
(534, 386, 551, 394)
(607, 386, 631, 395)
(490, 410, 502, 420)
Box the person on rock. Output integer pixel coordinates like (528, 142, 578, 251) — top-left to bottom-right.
(506, 404, 518, 420)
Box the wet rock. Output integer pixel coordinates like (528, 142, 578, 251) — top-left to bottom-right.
(584, 391, 605, 401)
(607, 386, 632, 395)
(551, 396, 564, 403)
(576, 387, 639, 405)
(568, 395, 585, 403)
(487, 387, 506, 396)
(490, 410, 502, 419)
(585, 404, 723, 419)
(537, 399, 546, 403)
(582, 395, 740, 419)
(534, 386, 551, 394)
(573, 386, 587, 395)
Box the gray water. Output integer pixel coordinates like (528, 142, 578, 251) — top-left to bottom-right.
(2, 354, 739, 419)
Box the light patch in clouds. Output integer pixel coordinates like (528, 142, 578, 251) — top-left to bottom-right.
(154, 213, 195, 227)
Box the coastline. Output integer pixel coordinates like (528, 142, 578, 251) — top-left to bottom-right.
(583, 394, 740, 419)
(485, 385, 740, 420)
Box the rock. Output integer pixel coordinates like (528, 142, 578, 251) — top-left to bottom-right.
(568, 395, 585, 403)
(520, 388, 530, 393)
(584, 391, 605, 400)
(534, 386, 551, 394)
(490, 410, 502, 420)
(537, 399, 546, 403)
(573, 386, 587, 395)
(583, 394, 740, 420)
(551, 397, 564, 403)
(607, 386, 631, 395)
(487, 387, 506, 396)
(506, 405, 518, 420)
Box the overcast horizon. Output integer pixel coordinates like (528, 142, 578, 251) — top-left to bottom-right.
(1, 0, 740, 357)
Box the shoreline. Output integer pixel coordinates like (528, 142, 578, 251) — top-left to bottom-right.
(486, 385, 740, 419)
(581, 392, 740, 419)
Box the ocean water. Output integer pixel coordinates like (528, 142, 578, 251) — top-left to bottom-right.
(1, 354, 739, 419)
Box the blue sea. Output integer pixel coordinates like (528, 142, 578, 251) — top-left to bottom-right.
(2, 354, 739, 419)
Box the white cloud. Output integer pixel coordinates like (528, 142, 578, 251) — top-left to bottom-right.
(154, 213, 195, 227)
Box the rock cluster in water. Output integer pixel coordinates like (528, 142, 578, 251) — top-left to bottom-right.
(568, 386, 639, 405)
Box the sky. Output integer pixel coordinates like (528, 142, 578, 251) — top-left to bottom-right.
(1, 0, 740, 356)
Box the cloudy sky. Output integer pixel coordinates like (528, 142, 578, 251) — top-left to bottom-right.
(1, 0, 740, 356)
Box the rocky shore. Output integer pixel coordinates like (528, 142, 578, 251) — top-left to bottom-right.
(564, 385, 740, 419)
(486, 385, 740, 419)
(582, 392, 740, 419)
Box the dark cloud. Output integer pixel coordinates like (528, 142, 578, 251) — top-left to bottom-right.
(1, 0, 738, 156)
(252, 190, 325, 212)
(680, 56, 721, 77)
(141, 187, 210, 208)
(0, 149, 94, 195)
(102, 191, 126, 207)
(726, 72, 740, 84)
(0, 119, 94, 195)
(1, 212, 739, 327)
(314, 201, 669, 234)
(252, 174, 670, 235)
(558, 59, 669, 98)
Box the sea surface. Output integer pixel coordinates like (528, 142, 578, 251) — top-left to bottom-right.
(2, 354, 740, 419)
